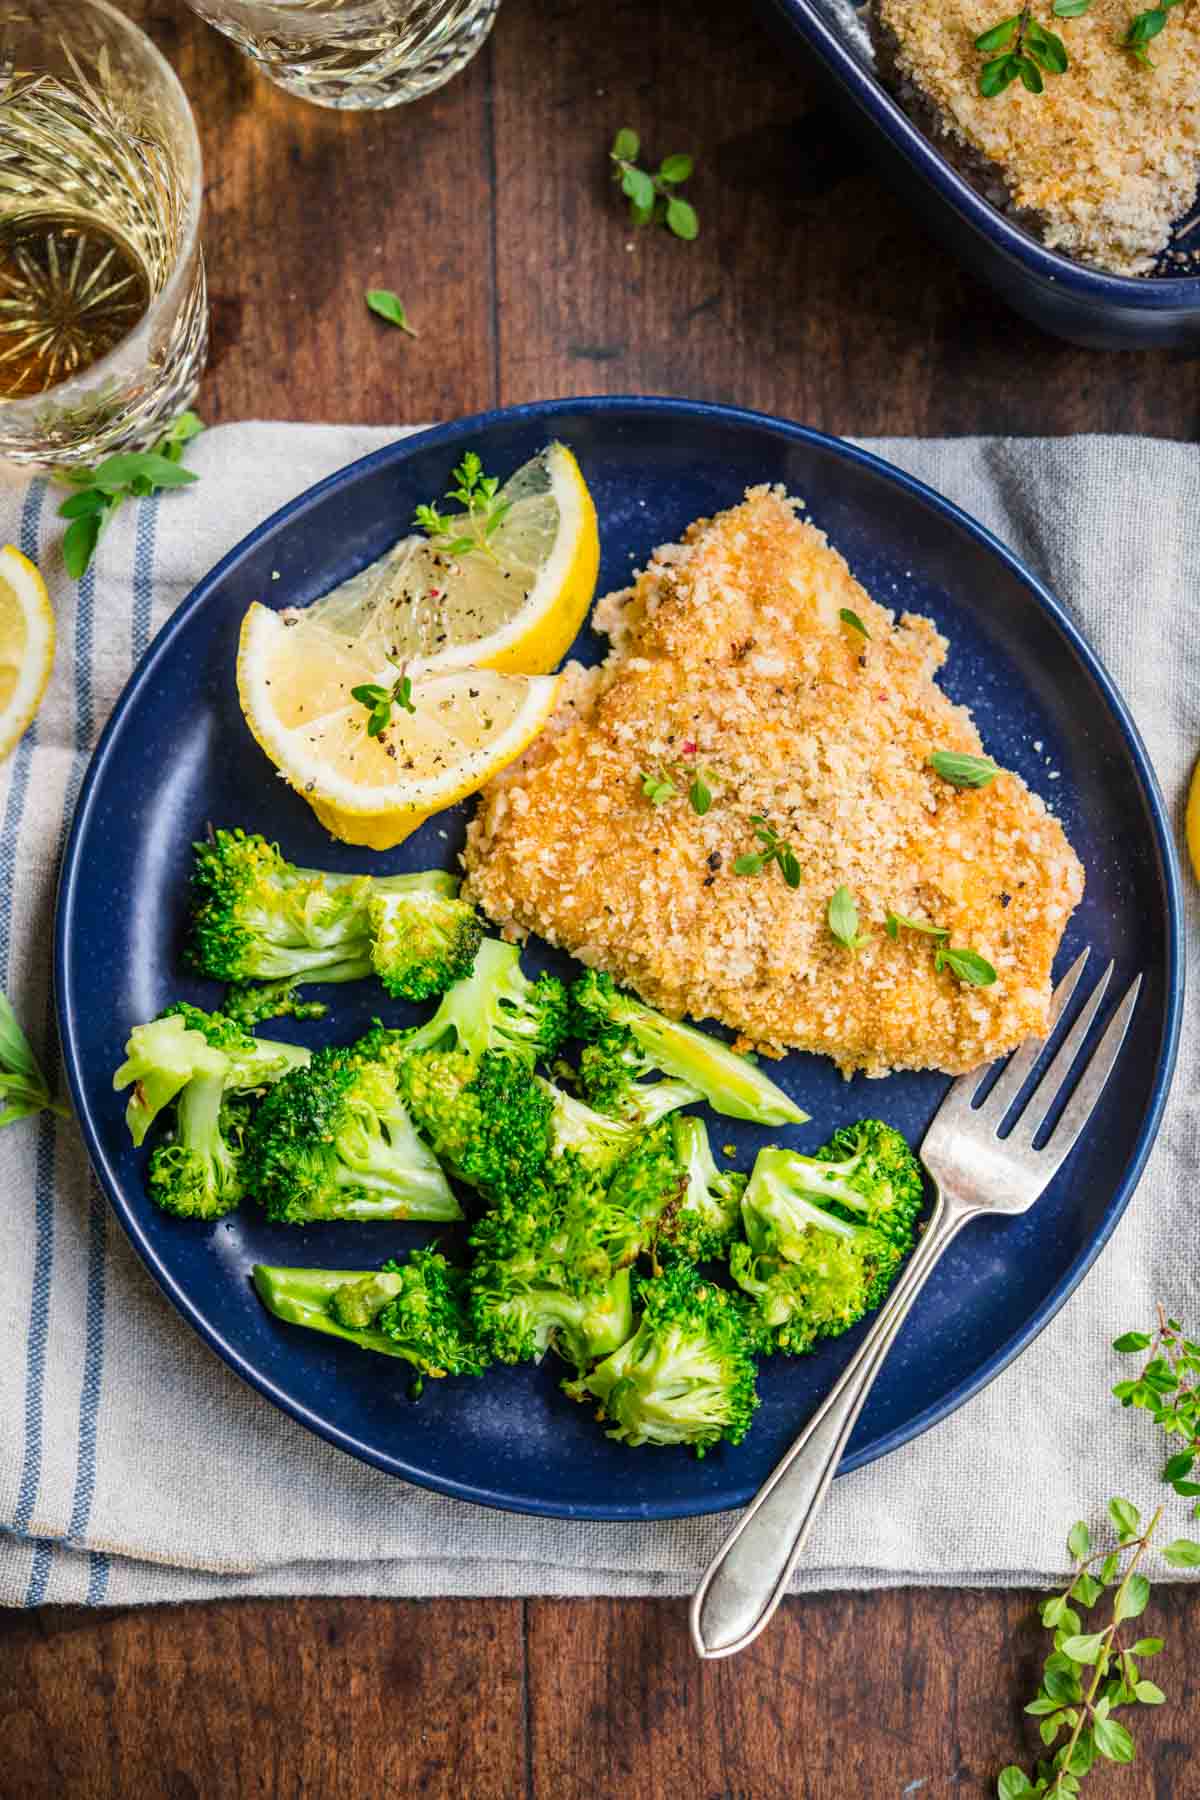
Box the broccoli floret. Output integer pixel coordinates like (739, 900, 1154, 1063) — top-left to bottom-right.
(367, 889, 482, 1001)
(468, 1154, 638, 1370)
(186, 826, 460, 991)
(655, 1115, 747, 1263)
(542, 1077, 695, 1175)
(113, 1006, 312, 1220)
(386, 941, 566, 1203)
(575, 1026, 704, 1124)
(114, 1011, 228, 1146)
(158, 1001, 312, 1087)
(404, 937, 569, 1065)
(147, 1079, 247, 1221)
(729, 1238, 885, 1353)
(733, 1143, 908, 1346)
(254, 1250, 486, 1390)
(469, 1251, 634, 1373)
(801, 1120, 926, 1250)
(399, 1046, 553, 1204)
(242, 1031, 460, 1224)
(564, 1259, 760, 1455)
(569, 968, 807, 1126)
(222, 977, 329, 1028)
(603, 1117, 689, 1260)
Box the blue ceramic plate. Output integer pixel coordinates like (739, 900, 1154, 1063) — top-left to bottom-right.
(56, 398, 1183, 1520)
(760, 0, 1200, 351)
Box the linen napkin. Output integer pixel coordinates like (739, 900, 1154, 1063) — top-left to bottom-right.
(1, 424, 1196, 1609)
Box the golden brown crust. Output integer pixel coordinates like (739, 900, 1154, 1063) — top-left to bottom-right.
(463, 487, 1084, 1078)
(875, 0, 1200, 275)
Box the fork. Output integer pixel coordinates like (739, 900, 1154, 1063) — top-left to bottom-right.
(690, 949, 1141, 1661)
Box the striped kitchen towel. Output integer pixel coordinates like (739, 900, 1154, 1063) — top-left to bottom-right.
(1, 425, 1197, 1606)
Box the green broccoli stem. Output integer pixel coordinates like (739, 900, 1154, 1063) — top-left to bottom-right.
(253, 1265, 411, 1357)
(624, 1010, 807, 1125)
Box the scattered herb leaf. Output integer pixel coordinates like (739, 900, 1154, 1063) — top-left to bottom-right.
(365, 288, 418, 336)
(885, 909, 951, 941)
(689, 770, 713, 815)
(734, 817, 803, 888)
(827, 885, 868, 951)
(57, 412, 203, 579)
(935, 944, 998, 986)
(640, 768, 678, 806)
(839, 608, 871, 639)
(610, 129, 700, 240)
(929, 750, 1001, 788)
(1121, 0, 1182, 63)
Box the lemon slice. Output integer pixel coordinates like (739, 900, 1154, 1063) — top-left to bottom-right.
(287, 442, 599, 677)
(1187, 754, 1200, 887)
(0, 547, 55, 761)
(238, 601, 559, 850)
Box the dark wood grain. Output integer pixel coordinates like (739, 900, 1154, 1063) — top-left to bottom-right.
(525, 1591, 1200, 1799)
(132, 0, 1198, 438)
(0, 1599, 526, 1799)
(5, 1, 1197, 1795)
(4, 1587, 1200, 1798)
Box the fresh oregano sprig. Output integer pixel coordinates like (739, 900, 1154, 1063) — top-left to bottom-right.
(0, 992, 67, 1126)
(998, 1499, 1197, 1797)
(414, 451, 510, 558)
(1113, 1306, 1200, 1515)
(638, 756, 715, 815)
(351, 672, 416, 737)
(734, 817, 802, 889)
(975, 1, 1084, 96)
(1121, 0, 1183, 63)
(884, 908, 997, 986)
(609, 129, 699, 240)
(57, 412, 203, 579)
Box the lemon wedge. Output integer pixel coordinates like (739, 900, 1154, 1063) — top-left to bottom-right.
(0, 547, 55, 761)
(237, 601, 559, 850)
(1187, 754, 1200, 887)
(287, 441, 598, 678)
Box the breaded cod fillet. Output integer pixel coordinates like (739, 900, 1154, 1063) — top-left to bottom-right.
(462, 487, 1084, 1078)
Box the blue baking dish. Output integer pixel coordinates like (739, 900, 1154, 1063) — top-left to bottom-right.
(760, 0, 1200, 350)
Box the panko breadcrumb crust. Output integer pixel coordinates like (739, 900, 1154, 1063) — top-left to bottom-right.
(462, 487, 1084, 1079)
(874, 0, 1200, 275)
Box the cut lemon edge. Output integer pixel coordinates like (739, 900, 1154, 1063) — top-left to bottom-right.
(237, 601, 560, 851)
(1186, 753, 1200, 887)
(0, 546, 55, 762)
(413, 440, 599, 677)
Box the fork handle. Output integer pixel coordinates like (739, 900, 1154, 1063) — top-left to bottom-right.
(690, 1187, 972, 1659)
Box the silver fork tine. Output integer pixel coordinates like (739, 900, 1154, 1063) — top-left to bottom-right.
(1007, 960, 1114, 1148)
(1031, 975, 1142, 1178)
(975, 947, 1091, 1123)
(931, 947, 1091, 1127)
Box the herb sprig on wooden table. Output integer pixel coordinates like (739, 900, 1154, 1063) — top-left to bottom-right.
(609, 129, 699, 240)
(998, 1500, 1199, 1796)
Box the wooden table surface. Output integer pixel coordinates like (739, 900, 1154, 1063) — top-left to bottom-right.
(3, 2, 1197, 1795)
